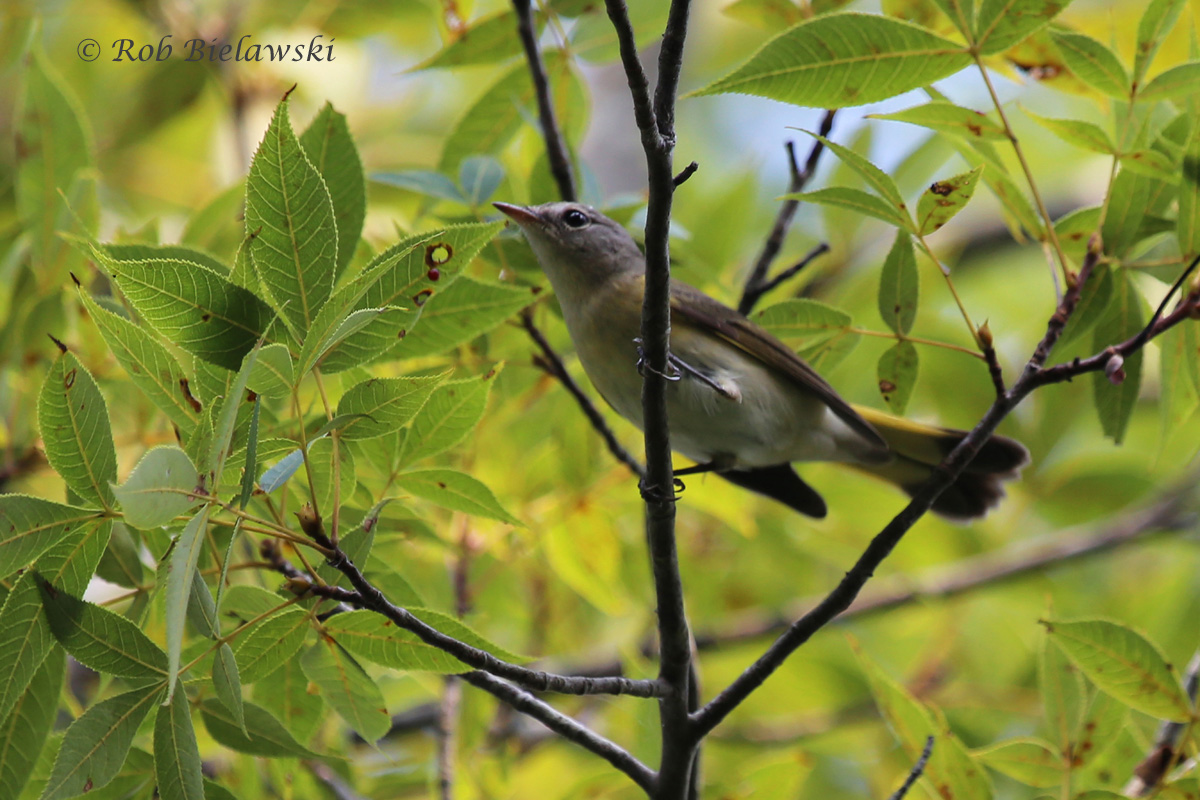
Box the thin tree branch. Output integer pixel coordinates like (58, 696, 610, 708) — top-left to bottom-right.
(512, 0, 576, 201)
(314, 551, 666, 698)
(739, 110, 836, 315)
(673, 161, 699, 187)
(1125, 650, 1200, 796)
(461, 671, 657, 795)
(604, 2, 696, 797)
(888, 737, 934, 800)
(691, 251, 1200, 740)
(521, 308, 645, 479)
(747, 243, 829, 306)
(693, 483, 1194, 648)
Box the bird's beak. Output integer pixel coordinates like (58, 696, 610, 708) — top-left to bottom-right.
(493, 202, 543, 229)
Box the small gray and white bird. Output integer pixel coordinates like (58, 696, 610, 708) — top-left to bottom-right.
(496, 201, 1028, 519)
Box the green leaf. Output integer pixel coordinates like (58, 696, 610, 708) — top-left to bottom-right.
(1057, 263, 1114, 350)
(298, 102, 365, 280)
(305, 437, 355, 519)
(1140, 62, 1200, 102)
(0, 572, 55, 729)
(208, 344, 263, 484)
(1074, 690, 1129, 771)
(1091, 273, 1144, 444)
(722, 0, 803, 29)
(975, 0, 1072, 55)
(111, 447, 198, 530)
(458, 156, 506, 207)
(929, 0, 974, 35)
(324, 610, 476, 673)
(877, 341, 919, 414)
(1134, 0, 1187, 87)
(1024, 109, 1115, 154)
(100, 243, 230, 276)
(0, 496, 98, 584)
(1042, 618, 1191, 721)
(40, 684, 162, 800)
(300, 638, 390, 743)
(916, 164, 983, 234)
(1103, 168, 1153, 257)
(182, 181, 244, 258)
(246, 343, 294, 400)
(199, 699, 319, 758)
(869, 102, 1009, 140)
(413, 10, 524, 69)
(951, 139, 1044, 239)
(234, 608, 310, 684)
(1178, 123, 1200, 258)
(16, 49, 96, 293)
(314, 307, 416, 374)
(78, 288, 199, 433)
(94, 521, 143, 591)
(879, 232, 919, 335)
(1039, 636, 1087, 754)
(789, 187, 912, 229)
(163, 508, 210, 698)
(185, 570, 217, 640)
(1119, 149, 1179, 183)
(399, 367, 503, 467)
(399, 469, 521, 525)
(1050, 30, 1129, 98)
(373, 170, 466, 203)
(38, 351, 117, 510)
(802, 131, 910, 218)
(399, 276, 533, 359)
(211, 644, 246, 736)
(245, 97, 338, 335)
(38, 579, 167, 677)
(0, 646, 62, 800)
(858, 648, 994, 800)
(36, 519, 112, 597)
(153, 683, 204, 800)
(753, 299, 860, 372)
(974, 738, 1063, 787)
(221, 585, 289, 619)
(98, 249, 273, 371)
(1159, 321, 1200, 447)
(695, 13, 971, 108)
(251, 659, 324, 744)
(336, 375, 443, 440)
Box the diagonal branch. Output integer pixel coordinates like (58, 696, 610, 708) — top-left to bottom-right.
(462, 671, 657, 794)
(888, 737, 935, 800)
(512, 0, 576, 202)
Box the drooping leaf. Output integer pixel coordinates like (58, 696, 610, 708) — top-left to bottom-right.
(696, 13, 972, 108)
(1042, 618, 1191, 721)
(38, 579, 167, 678)
(974, 0, 1072, 55)
(324, 610, 484, 673)
(753, 299, 860, 372)
(37, 350, 117, 510)
(1119, 149, 1178, 183)
(0, 645, 62, 800)
(915, 164, 983, 234)
(305, 437, 355, 519)
(234, 608, 310, 684)
(199, 699, 319, 758)
(153, 683, 205, 800)
(1039, 636, 1086, 754)
(789, 187, 913, 229)
(870, 102, 1008, 141)
(336, 374, 444, 440)
(1159, 321, 1200, 448)
(1057, 263, 1114, 350)
(1139, 62, 1200, 102)
(1178, 123, 1200, 258)
(246, 343, 294, 400)
(398, 469, 521, 525)
(1050, 30, 1129, 98)
(458, 156, 506, 206)
(1102, 169, 1154, 258)
(98, 249, 273, 370)
(78, 288, 199, 433)
(371, 171, 466, 204)
(399, 366, 503, 467)
(413, 10, 524, 70)
(40, 684, 162, 800)
(398, 276, 534, 359)
(804, 131, 909, 214)
(1090, 272, 1144, 444)
(0, 496, 98, 584)
(722, 0, 804, 29)
(974, 738, 1063, 787)
(877, 340, 919, 414)
(0, 572, 54, 728)
(298, 102, 365, 280)
(211, 644, 246, 736)
(245, 97, 338, 335)
(111, 447, 198, 530)
(164, 508, 211, 699)
(1133, 0, 1187, 87)
(1024, 109, 1115, 154)
(251, 658, 324, 743)
(878, 231, 919, 335)
(300, 638, 390, 743)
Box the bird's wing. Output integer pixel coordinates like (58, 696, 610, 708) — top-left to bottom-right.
(666, 278, 887, 450)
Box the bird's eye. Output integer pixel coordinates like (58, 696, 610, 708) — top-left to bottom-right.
(562, 209, 590, 229)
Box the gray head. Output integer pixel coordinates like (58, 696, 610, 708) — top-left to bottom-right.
(494, 202, 645, 298)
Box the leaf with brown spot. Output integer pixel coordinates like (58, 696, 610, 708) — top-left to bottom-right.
(915, 165, 983, 235)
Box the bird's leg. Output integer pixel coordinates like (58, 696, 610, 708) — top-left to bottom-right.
(633, 338, 738, 401)
(633, 337, 683, 382)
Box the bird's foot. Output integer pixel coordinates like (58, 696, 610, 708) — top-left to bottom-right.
(638, 476, 685, 503)
(633, 339, 739, 400)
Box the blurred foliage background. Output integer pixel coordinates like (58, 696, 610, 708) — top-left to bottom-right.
(2, 0, 1200, 798)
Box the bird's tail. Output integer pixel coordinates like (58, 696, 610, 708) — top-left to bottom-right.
(849, 405, 1030, 520)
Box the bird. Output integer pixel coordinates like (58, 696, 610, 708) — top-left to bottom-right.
(495, 201, 1028, 520)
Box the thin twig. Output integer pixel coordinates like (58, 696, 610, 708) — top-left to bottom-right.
(462, 671, 657, 794)
(749, 243, 830, 303)
(739, 110, 836, 315)
(1125, 650, 1200, 796)
(314, 549, 666, 698)
(521, 309, 645, 479)
(512, 0, 576, 201)
(673, 161, 699, 187)
(888, 737, 934, 800)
